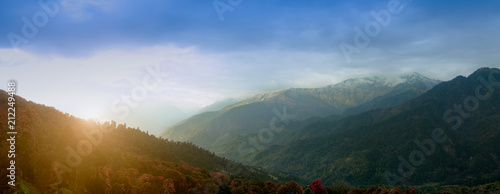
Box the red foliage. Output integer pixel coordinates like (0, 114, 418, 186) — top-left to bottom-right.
(231, 186, 247, 194)
(265, 181, 278, 193)
(212, 172, 229, 185)
(230, 179, 244, 188)
(309, 179, 326, 194)
(181, 163, 195, 171)
(164, 169, 188, 194)
(277, 181, 303, 194)
(98, 167, 112, 193)
(163, 178, 175, 194)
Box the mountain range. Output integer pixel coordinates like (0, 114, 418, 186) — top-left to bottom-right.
(250, 67, 500, 186)
(163, 72, 442, 160)
(163, 67, 500, 187)
(3, 67, 500, 193)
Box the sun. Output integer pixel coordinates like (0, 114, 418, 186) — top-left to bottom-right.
(77, 107, 102, 120)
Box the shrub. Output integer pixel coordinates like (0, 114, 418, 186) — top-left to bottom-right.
(309, 179, 326, 194)
(277, 181, 303, 194)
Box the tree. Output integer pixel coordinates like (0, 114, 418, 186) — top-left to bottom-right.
(265, 181, 278, 193)
(277, 181, 303, 194)
(309, 179, 326, 194)
(163, 178, 175, 194)
(164, 169, 188, 194)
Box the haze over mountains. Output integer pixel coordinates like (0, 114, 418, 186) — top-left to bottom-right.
(163, 67, 500, 187)
(163, 72, 441, 154)
(252, 67, 500, 186)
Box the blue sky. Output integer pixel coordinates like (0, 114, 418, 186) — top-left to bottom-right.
(1, 0, 500, 134)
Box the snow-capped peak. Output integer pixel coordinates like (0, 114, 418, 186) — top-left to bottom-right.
(398, 72, 442, 89)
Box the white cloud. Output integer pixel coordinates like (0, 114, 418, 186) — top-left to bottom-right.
(0, 45, 226, 123)
(0, 44, 494, 134)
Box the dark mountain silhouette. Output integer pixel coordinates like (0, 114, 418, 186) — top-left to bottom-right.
(251, 67, 500, 186)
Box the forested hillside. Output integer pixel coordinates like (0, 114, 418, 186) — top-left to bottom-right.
(0, 90, 296, 193)
(251, 67, 500, 187)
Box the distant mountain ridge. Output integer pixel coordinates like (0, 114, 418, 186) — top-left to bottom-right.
(162, 72, 442, 159)
(228, 72, 440, 112)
